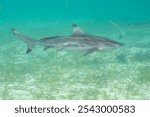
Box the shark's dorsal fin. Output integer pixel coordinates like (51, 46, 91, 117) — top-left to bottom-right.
(72, 24, 85, 35)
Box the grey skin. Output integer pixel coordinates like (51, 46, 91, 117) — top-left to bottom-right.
(12, 24, 123, 55)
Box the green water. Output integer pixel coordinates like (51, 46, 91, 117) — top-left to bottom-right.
(0, 0, 150, 99)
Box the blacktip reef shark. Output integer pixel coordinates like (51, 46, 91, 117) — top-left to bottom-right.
(12, 24, 123, 55)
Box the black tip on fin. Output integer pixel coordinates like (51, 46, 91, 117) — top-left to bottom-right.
(72, 24, 78, 27)
(44, 47, 48, 51)
(26, 48, 32, 54)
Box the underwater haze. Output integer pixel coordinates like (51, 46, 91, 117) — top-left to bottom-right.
(0, 0, 150, 99)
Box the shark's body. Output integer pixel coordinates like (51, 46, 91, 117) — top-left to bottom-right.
(12, 24, 123, 55)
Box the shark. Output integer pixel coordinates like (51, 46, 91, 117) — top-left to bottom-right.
(12, 24, 123, 55)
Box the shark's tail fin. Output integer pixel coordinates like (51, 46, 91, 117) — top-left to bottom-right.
(12, 28, 37, 53)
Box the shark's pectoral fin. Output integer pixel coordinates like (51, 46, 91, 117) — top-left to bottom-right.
(26, 48, 32, 54)
(84, 48, 98, 56)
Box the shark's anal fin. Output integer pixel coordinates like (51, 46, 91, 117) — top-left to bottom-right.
(44, 47, 49, 51)
(83, 48, 98, 56)
(26, 48, 32, 54)
(56, 48, 64, 51)
(44, 46, 54, 51)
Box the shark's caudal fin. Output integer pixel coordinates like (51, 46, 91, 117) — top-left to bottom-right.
(12, 28, 37, 53)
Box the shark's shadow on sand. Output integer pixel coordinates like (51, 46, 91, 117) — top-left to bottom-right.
(12, 24, 123, 56)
